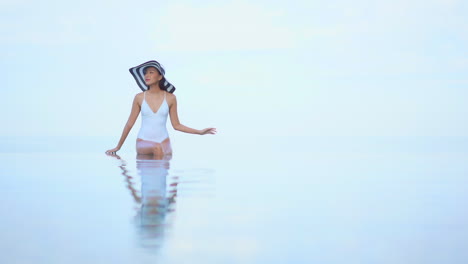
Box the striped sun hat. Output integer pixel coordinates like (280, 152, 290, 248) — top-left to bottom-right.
(129, 60, 176, 93)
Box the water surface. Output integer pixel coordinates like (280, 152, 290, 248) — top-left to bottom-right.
(1, 135, 468, 263)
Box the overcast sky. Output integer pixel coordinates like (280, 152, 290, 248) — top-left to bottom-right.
(2, 0, 467, 141)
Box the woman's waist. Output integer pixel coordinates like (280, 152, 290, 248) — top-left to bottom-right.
(138, 127, 168, 134)
(139, 121, 168, 128)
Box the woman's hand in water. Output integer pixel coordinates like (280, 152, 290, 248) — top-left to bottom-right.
(199, 128, 217, 135)
(105, 152, 121, 159)
(105, 147, 120, 154)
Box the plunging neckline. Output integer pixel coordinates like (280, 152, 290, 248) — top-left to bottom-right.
(144, 92, 166, 114)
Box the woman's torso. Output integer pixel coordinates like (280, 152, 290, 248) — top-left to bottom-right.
(137, 91, 169, 143)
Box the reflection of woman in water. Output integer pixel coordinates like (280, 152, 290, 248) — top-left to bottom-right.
(107, 153, 178, 250)
(135, 157, 176, 249)
(105, 60, 216, 159)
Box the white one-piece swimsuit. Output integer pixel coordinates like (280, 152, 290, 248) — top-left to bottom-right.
(137, 91, 169, 143)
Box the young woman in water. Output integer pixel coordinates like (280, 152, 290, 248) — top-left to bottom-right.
(105, 60, 216, 158)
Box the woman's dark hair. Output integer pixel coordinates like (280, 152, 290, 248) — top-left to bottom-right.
(158, 76, 167, 91)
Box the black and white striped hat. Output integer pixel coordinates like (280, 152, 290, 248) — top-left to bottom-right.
(129, 60, 176, 93)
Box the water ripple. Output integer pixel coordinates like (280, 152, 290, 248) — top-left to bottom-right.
(105, 153, 214, 253)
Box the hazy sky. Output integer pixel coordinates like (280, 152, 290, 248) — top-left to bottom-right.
(2, 0, 467, 140)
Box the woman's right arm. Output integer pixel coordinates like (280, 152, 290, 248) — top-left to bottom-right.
(105, 94, 141, 153)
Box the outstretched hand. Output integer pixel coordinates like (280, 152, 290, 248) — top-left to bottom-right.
(105, 152, 121, 159)
(199, 128, 217, 135)
(105, 147, 120, 154)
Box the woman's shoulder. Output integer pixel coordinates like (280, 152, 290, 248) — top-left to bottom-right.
(166, 91, 176, 99)
(165, 91, 177, 101)
(133, 91, 145, 103)
(165, 92, 177, 107)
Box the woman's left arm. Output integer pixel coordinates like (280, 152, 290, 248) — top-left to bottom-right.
(168, 93, 216, 135)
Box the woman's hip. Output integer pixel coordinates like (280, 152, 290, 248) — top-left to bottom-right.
(136, 137, 172, 155)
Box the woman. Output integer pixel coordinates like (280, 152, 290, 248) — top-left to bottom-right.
(105, 60, 216, 158)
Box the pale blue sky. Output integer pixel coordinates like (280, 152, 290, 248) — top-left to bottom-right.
(2, 0, 467, 141)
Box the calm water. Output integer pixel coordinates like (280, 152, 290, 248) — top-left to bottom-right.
(1, 135, 468, 263)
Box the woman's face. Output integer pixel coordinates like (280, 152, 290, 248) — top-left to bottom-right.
(144, 67, 163, 86)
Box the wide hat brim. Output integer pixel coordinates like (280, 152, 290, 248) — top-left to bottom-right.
(129, 60, 176, 93)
